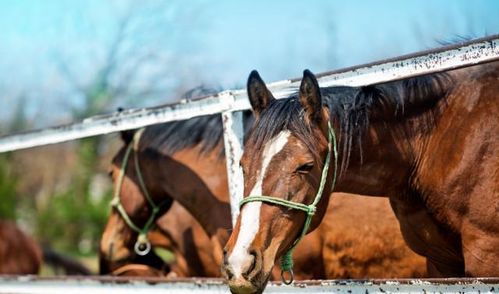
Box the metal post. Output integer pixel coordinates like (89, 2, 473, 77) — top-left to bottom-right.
(221, 109, 245, 227)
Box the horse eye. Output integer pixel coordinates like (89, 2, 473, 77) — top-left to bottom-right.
(296, 162, 314, 174)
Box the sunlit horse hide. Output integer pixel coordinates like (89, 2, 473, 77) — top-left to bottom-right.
(223, 62, 499, 293)
(100, 99, 426, 279)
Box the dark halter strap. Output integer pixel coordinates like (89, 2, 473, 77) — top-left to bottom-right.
(110, 129, 168, 256)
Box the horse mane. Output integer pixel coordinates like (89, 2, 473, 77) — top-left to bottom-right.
(248, 72, 453, 172)
(134, 86, 254, 158)
(140, 114, 225, 156)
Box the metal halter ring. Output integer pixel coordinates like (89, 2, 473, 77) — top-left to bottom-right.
(281, 269, 294, 285)
(134, 234, 151, 256)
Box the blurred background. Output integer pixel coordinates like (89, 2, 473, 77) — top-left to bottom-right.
(0, 0, 498, 273)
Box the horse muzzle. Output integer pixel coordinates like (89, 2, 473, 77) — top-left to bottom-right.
(222, 248, 269, 294)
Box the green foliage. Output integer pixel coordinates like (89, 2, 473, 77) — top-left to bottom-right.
(0, 97, 27, 220)
(36, 185, 112, 255)
(23, 52, 121, 257)
(0, 154, 17, 220)
(35, 137, 112, 256)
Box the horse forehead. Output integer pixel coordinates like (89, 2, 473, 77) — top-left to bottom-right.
(245, 131, 298, 171)
(262, 131, 292, 162)
(247, 131, 291, 169)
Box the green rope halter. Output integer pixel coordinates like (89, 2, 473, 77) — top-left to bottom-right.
(110, 129, 167, 256)
(239, 121, 338, 284)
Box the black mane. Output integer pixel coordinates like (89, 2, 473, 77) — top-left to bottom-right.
(140, 114, 225, 156)
(135, 87, 254, 158)
(248, 72, 453, 170)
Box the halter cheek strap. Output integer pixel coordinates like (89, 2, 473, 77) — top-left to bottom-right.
(110, 129, 168, 256)
(239, 121, 338, 284)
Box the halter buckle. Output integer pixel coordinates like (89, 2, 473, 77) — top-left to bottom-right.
(281, 269, 294, 285)
(134, 234, 151, 256)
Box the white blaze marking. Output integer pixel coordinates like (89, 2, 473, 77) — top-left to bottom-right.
(228, 131, 290, 278)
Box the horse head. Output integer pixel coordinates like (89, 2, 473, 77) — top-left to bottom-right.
(99, 131, 173, 274)
(222, 70, 336, 293)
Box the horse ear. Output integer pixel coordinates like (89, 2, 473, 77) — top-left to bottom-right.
(299, 69, 323, 123)
(120, 130, 135, 144)
(116, 107, 136, 144)
(247, 70, 275, 116)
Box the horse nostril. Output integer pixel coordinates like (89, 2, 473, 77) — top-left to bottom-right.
(243, 250, 258, 278)
(222, 249, 234, 280)
(226, 267, 234, 280)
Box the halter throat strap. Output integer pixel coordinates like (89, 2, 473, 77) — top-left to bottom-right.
(239, 121, 338, 284)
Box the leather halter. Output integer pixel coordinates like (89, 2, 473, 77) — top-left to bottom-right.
(110, 129, 168, 256)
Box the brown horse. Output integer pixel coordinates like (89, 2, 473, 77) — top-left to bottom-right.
(223, 63, 499, 293)
(105, 202, 204, 277)
(153, 202, 221, 277)
(100, 110, 426, 279)
(0, 220, 92, 275)
(0, 220, 42, 274)
(0, 220, 93, 275)
(107, 201, 221, 278)
(99, 114, 232, 275)
(106, 193, 426, 279)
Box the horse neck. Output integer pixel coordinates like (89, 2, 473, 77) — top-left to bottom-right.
(333, 119, 426, 197)
(153, 145, 232, 242)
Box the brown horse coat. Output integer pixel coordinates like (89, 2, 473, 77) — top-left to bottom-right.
(102, 127, 426, 278)
(0, 220, 42, 274)
(223, 62, 498, 293)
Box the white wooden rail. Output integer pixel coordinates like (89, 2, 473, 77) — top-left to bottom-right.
(1, 276, 498, 294)
(1, 35, 499, 226)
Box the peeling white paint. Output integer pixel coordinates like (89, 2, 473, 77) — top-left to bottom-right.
(221, 108, 244, 226)
(0, 277, 497, 294)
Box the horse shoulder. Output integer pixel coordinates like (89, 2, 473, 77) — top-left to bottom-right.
(415, 64, 499, 230)
(388, 193, 465, 277)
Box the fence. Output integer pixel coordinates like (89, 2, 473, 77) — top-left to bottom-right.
(1, 276, 498, 294)
(1, 34, 498, 223)
(0, 35, 499, 293)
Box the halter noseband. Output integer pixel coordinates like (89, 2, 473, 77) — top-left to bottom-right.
(110, 128, 167, 256)
(239, 121, 338, 284)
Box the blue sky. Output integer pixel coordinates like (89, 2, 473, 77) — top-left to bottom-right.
(1, 0, 498, 129)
